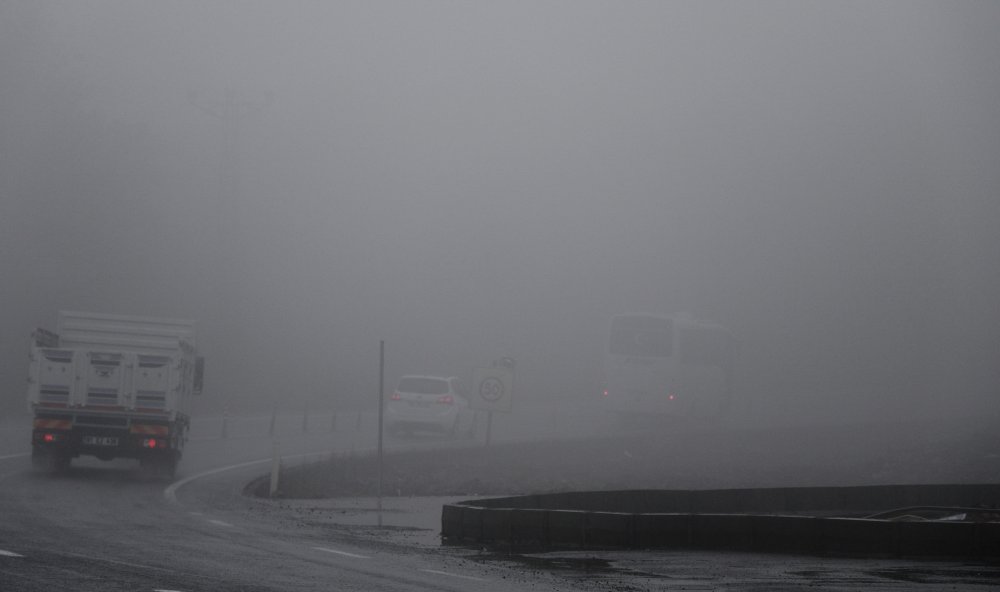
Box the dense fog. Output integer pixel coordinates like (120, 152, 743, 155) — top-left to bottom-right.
(2, 1, 998, 424)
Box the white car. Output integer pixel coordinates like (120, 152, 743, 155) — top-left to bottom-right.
(386, 375, 477, 437)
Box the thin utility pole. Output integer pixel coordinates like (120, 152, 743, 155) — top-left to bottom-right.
(377, 340, 385, 527)
(189, 88, 270, 206)
(188, 88, 270, 360)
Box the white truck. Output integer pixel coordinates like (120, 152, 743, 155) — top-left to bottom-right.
(27, 311, 204, 477)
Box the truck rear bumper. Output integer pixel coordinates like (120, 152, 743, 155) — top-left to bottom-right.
(31, 411, 186, 463)
(32, 431, 179, 461)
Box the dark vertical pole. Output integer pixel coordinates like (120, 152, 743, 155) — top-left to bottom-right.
(377, 340, 384, 527)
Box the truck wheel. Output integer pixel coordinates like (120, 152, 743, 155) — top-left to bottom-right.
(141, 456, 178, 481)
(32, 448, 70, 472)
(139, 457, 156, 480)
(161, 456, 178, 480)
(53, 454, 71, 472)
(31, 447, 49, 471)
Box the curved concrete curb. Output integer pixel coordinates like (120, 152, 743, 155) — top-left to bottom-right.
(442, 484, 1000, 557)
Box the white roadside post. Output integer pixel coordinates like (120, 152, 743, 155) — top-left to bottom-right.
(269, 439, 281, 497)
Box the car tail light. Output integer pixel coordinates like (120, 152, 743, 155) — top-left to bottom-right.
(42, 433, 58, 443)
(436, 395, 454, 405)
(390, 392, 401, 401)
(142, 438, 165, 449)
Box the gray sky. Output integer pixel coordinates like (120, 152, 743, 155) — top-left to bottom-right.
(2, 1, 998, 417)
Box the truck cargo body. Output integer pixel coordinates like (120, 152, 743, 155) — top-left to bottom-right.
(27, 311, 202, 477)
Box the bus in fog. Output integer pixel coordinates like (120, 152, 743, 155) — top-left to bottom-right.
(602, 313, 734, 418)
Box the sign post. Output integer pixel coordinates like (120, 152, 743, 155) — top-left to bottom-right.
(377, 340, 384, 527)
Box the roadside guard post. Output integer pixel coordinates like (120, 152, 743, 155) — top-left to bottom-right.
(471, 365, 514, 446)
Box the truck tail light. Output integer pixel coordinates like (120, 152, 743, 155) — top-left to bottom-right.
(142, 438, 166, 449)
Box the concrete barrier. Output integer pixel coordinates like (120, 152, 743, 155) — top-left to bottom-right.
(547, 510, 587, 545)
(480, 507, 511, 543)
(585, 512, 634, 547)
(441, 484, 1000, 558)
(751, 515, 819, 554)
(633, 513, 690, 548)
(441, 504, 463, 538)
(977, 522, 1000, 556)
(690, 513, 754, 549)
(819, 518, 898, 557)
(898, 520, 977, 557)
(459, 505, 483, 541)
(510, 508, 548, 543)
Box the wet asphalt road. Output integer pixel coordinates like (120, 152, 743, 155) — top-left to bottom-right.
(1, 406, 999, 591)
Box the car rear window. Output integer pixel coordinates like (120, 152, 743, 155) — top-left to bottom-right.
(396, 377, 449, 395)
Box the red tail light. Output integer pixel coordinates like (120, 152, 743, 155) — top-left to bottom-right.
(602, 389, 609, 397)
(142, 438, 164, 449)
(436, 395, 454, 405)
(668, 394, 676, 401)
(390, 392, 401, 401)
(43, 433, 57, 443)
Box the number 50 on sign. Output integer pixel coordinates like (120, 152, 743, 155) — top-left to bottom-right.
(471, 367, 514, 412)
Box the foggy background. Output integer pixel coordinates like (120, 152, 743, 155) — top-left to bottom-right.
(2, 1, 997, 422)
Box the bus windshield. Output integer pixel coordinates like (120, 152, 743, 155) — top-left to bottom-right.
(609, 316, 673, 357)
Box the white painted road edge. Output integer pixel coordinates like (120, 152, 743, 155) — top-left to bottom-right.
(313, 546, 371, 559)
(159, 451, 496, 586)
(163, 450, 329, 504)
(0, 549, 25, 558)
(420, 569, 485, 581)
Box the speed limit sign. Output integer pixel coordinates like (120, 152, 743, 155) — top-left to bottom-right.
(479, 377, 505, 402)
(471, 367, 514, 412)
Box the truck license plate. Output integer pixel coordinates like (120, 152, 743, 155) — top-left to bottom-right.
(82, 436, 118, 446)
